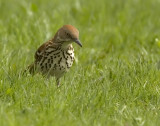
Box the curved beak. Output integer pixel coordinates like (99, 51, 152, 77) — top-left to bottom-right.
(74, 39, 82, 47)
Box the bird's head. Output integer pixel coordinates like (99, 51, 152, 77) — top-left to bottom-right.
(54, 25, 82, 48)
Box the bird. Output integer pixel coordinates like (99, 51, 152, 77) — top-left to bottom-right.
(27, 25, 82, 86)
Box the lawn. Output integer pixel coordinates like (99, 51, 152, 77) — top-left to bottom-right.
(0, 0, 160, 126)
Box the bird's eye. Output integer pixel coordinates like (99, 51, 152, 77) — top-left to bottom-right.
(66, 33, 71, 38)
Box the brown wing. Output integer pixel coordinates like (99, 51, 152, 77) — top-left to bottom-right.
(34, 39, 61, 63)
(35, 40, 53, 62)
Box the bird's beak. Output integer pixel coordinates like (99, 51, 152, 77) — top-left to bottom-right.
(74, 39, 82, 47)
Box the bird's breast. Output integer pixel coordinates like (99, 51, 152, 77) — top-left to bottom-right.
(36, 45, 74, 78)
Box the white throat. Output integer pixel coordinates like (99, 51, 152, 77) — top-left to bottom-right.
(61, 41, 72, 50)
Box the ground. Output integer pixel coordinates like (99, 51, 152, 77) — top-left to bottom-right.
(0, 0, 160, 126)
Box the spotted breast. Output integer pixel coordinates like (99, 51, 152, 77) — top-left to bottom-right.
(35, 41, 74, 79)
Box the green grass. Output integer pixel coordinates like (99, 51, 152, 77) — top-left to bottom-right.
(0, 0, 160, 125)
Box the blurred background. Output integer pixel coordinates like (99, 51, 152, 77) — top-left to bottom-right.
(0, 0, 160, 126)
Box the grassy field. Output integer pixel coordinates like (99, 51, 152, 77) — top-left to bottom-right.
(0, 0, 160, 126)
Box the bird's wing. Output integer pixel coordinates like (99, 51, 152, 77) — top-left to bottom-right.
(34, 41, 52, 62)
(34, 40, 60, 63)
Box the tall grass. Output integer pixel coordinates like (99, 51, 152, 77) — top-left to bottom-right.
(0, 0, 160, 125)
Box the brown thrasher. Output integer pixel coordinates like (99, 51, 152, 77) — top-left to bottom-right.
(27, 25, 82, 86)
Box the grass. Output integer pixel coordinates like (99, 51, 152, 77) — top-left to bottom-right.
(0, 0, 160, 125)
